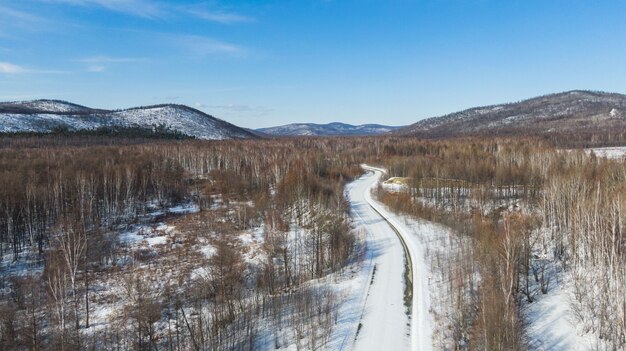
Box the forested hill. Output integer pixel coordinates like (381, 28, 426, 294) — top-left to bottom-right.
(257, 122, 402, 136)
(0, 99, 258, 140)
(396, 90, 626, 146)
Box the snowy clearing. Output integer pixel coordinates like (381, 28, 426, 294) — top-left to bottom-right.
(524, 272, 594, 351)
(585, 146, 626, 159)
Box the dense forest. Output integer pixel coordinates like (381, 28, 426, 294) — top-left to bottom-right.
(0, 135, 624, 350)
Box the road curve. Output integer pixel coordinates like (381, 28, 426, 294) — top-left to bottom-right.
(348, 165, 432, 351)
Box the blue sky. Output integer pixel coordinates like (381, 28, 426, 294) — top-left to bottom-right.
(1, 0, 626, 128)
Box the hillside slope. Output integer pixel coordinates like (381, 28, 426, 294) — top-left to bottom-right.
(257, 122, 402, 136)
(397, 91, 626, 143)
(0, 100, 257, 140)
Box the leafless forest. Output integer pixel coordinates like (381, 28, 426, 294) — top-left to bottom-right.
(0, 135, 624, 350)
(378, 139, 625, 350)
(0, 136, 366, 350)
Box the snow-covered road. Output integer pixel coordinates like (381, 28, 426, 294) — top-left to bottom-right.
(347, 166, 432, 351)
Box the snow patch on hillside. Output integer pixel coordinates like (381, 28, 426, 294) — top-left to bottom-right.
(257, 122, 402, 136)
(18, 100, 89, 113)
(0, 101, 254, 140)
(0, 113, 101, 132)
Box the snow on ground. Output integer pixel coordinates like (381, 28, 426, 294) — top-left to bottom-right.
(524, 271, 594, 351)
(377, 207, 462, 351)
(250, 210, 373, 350)
(22, 100, 89, 113)
(0, 102, 253, 139)
(585, 146, 626, 159)
(362, 166, 434, 351)
(109, 106, 247, 140)
(119, 203, 198, 247)
(252, 168, 428, 351)
(0, 112, 101, 132)
(348, 168, 412, 350)
(0, 249, 44, 298)
(382, 177, 410, 192)
(251, 253, 372, 351)
(336, 166, 436, 351)
(325, 245, 377, 351)
(118, 228, 144, 245)
(522, 233, 595, 351)
(145, 235, 168, 246)
(118, 224, 170, 247)
(145, 202, 200, 217)
(239, 225, 267, 266)
(199, 242, 216, 258)
(373, 166, 603, 351)
(239, 225, 265, 246)
(85, 206, 214, 335)
(89, 305, 116, 332)
(168, 203, 200, 214)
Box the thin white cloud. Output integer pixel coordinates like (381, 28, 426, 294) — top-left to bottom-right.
(153, 95, 181, 101)
(86, 65, 106, 72)
(185, 9, 252, 24)
(0, 4, 48, 36)
(196, 103, 274, 114)
(44, 0, 253, 24)
(76, 55, 146, 72)
(45, 0, 163, 18)
(0, 62, 29, 74)
(0, 61, 69, 74)
(0, 92, 76, 101)
(0, 5, 43, 23)
(77, 56, 145, 63)
(172, 35, 247, 57)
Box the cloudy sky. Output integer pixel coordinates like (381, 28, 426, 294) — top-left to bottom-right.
(1, 0, 626, 128)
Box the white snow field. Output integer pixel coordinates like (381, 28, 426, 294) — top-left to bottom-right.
(585, 146, 626, 159)
(524, 272, 594, 351)
(346, 166, 433, 351)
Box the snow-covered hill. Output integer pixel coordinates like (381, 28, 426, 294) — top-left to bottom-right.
(0, 100, 257, 140)
(257, 122, 402, 136)
(396, 90, 626, 138)
(0, 99, 106, 115)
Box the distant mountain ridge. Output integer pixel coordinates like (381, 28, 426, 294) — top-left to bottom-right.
(0, 100, 257, 140)
(6, 91, 626, 143)
(0, 99, 100, 114)
(396, 90, 626, 140)
(257, 122, 402, 136)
